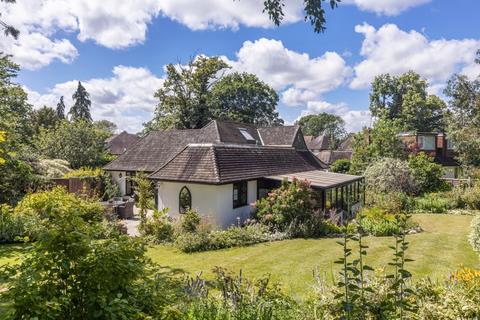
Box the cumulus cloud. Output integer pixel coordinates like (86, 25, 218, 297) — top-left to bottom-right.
(351, 23, 480, 89)
(343, 0, 430, 15)
(299, 100, 371, 132)
(26, 66, 164, 133)
(227, 38, 352, 95)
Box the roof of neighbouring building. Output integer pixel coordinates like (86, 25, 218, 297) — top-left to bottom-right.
(105, 131, 140, 155)
(104, 120, 320, 173)
(305, 134, 331, 151)
(149, 144, 325, 184)
(314, 150, 353, 165)
(338, 135, 354, 151)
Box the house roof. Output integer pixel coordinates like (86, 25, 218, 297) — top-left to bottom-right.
(257, 126, 299, 146)
(315, 150, 353, 165)
(266, 170, 363, 189)
(105, 131, 140, 155)
(149, 144, 326, 184)
(305, 134, 330, 151)
(338, 135, 354, 151)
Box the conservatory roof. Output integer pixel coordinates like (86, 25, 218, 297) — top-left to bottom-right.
(265, 170, 363, 189)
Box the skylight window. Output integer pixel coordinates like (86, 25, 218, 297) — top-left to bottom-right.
(239, 128, 255, 141)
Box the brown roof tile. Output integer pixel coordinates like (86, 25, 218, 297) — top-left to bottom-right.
(105, 131, 140, 155)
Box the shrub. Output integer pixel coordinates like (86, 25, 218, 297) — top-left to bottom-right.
(181, 209, 201, 233)
(254, 178, 317, 230)
(414, 192, 451, 213)
(359, 207, 419, 236)
(366, 191, 414, 214)
(330, 159, 351, 173)
(462, 185, 480, 210)
(140, 209, 174, 243)
(468, 215, 480, 255)
(284, 214, 342, 238)
(408, 152, 448, 194)
(36, 158, 71, 178)
(0, 204, 39, 243)
(364, 158, 417, 195)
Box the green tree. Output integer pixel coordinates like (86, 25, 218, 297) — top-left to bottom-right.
(32, 106, 58, 133)
(295, 113, 346, 146)
(36, 120, 110, 168)
(369, 71, 446, 132)
(132, 172, 153, 227)
(0, 0, 19, 39)
(56, 96, 66, 119)
(210, 72, 283, 126)
(94, 119, 117, 134)
(259, 0, 340, 33)
(330, 159, 351, 174)
(70, 81, 92, 122)
(407, 152, 445, 194)
(146, 56, 230, 131)
(350, 118, 405, 174)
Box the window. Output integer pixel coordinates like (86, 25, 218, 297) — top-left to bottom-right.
(446, 139, 454, 150)
(239, 128, 255, 141)
(179, 186, 191, 214)
(418, 135, 436, 150)
(233, 181, 248, 208)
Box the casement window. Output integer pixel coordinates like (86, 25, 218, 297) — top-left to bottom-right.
(446, 139, 454, 150)
(418, 135, 436, 150)
(179, 186, 192, 214)
(233, 181, 248, 208)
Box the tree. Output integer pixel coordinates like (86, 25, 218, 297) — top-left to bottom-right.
(0, 130, 5, 165)
(210, 72, 283, 126)
(295, 113, 346, 147)
(56, 96, 66, 119)
(70, 81, 92, 122)
(94, 119, 117, 134)
(0, 0, 19, 39)
(32, 106, 58, 133)
(36, 120, 110, 168)
(364, 158, 417, 195)
(407, 152, 445, 194)
(350, 118, 405, 174)
(369, 71, 446, 132)
(258, 0, 340, 33)
(330, 159, 350, 174)
(132, 172, 153, 227)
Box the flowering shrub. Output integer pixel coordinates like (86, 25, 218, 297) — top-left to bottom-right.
(254, 178, 318, 230)
(468, 215, 480, 255)
(364, 158, 417, 195)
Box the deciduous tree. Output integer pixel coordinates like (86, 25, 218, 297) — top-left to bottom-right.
(32, 106, 58, 133)
(295, 113, 346, 147)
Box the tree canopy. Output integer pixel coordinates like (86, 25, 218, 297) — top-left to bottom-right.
(295, 113, 346, 146)
(32, 106, 58, 134)
(56, 96, 66, 119)
(369, 71, 446, 132)
(145, 56, 283, 132)
(70, 82, 92, 122)
(0, 0, 19, 39)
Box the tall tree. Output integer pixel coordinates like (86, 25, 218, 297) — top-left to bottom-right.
(70, 82, 92, 122)
(209, 72, 283, 126)
(146, 56, 230, 131)
(94, 120, 117, 134)
(32, 106, 58, 133)
(258, 0, 340, 33)
(0, 0, 19, 39)
(369, 71, 446, 132)
(295, 113, 346, 147)
(56, 96, 66, 119)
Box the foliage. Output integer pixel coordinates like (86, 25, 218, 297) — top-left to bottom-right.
(295, 113, 346, 147)
(94, 119, 117, 134)
(0, 155, 37, 205)
(284, 215, 342, 238)
(364, 158, 417, 195)
(414, 192, 451, 213)
(407, 152, 447, 194)
(32, 106, 58, 134)
(0, 130, 5, 165)
(55, 96, 65, 119)
(64, 167, 120, 200)
(63, 166, 103, 178)
(359, 207, 418, 236)
(461, 185, 480, 210)
(260, 0, 340, 33)
(330, 159, 350, 173)
(131, 172, 153, 225)
(0, 204, 39, 243)
(180, 209, 202, 233)
(36, 158, 71, 178)
(254, 178, 317, 230)
(468, 215, 480, 255)
(69, 81, 92, 122)
(36, 120, 111, 168)
(140, 209, 174, 243)
(369, 71, 446, 132)
(350, 118, 406, 174)
(0, 0, 19, 39)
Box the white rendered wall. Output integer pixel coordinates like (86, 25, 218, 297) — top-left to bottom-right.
(156, 180, 257, 228)
(110, 171, 126, 195)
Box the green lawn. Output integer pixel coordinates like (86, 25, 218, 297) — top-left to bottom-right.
(1, 214, 478, 300)
(148, 214, 479, 298)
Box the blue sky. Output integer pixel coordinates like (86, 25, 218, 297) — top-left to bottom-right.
(2, 0, 479, 132)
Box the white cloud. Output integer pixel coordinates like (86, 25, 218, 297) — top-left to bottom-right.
(299, 100, 371, 132)
(343, 0, 430, 15)
(227, 38, 352, 95)
(351, 23, 480, 89)
(26, 66, 164, 133)
(281, 88, 318, 107)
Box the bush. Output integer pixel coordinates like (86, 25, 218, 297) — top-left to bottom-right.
(330, 159, 351, 173)
(408, 152, 449, 194)
(462, 185, 480, 210)
(284, 214, 342, 238)
(181, 209, 201, 233)
(468, 215, 480, 255)
(359, 207, 419, 236)
(0, 204, 39, 243)
(414, 192, 451, 213)
(364, 158, 417, 195)
(366, 191, 414, 214)
(140, 209, 174, 243)
(254, 178, 317, 230)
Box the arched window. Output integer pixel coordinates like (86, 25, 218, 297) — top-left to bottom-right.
(179, 186, 192, 214)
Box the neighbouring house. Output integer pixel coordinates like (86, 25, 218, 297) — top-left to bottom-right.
(305, 134, 353, 168)
(104, 121, 364, 227)
(398, 132, 461, 178)
(105, 131, 140, 156)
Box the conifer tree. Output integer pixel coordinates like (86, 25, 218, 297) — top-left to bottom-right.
(70, 82, 92, 122)
(56, 96, 66, 120)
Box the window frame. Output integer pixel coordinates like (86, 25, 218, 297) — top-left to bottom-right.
(179, 186, 192, 214)
(418, 135, 436, 151)
(233, 181, 248, 208)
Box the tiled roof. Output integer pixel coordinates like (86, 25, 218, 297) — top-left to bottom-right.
(315, 150, 353, 165)
(105, 131, 140, 155)
(306, 135, 330, 151)
(338, 135, 354, 151)
(266, 170, 363, 189)
(257, 126, 299, 146)
(149, 144, 326, 184)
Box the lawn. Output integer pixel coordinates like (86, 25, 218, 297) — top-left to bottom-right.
(148, 214, 479, 298)
(0, 214, 478, 300)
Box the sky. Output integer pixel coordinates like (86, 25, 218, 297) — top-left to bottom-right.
(1, 0, 479, 133)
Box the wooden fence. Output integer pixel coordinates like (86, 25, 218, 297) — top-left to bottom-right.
(50, 177, 102, 197)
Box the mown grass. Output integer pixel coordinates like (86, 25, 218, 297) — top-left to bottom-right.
(0, 214, 478, 301)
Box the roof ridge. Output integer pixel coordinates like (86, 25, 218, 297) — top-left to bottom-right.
(147, 144, 190, 178)
(210, 145, 221, 183)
